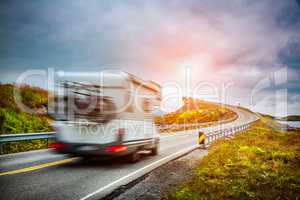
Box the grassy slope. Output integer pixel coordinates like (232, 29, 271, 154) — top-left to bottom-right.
(167, 117, 300, 199)
(0, 84, 52, 134)
(155, 97, 237, 126)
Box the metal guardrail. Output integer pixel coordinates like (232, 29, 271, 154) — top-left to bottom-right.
(0, 118, 258, 154)
(0, 117, 239, 144)
(200, 121, 257, 147)
(0, 132, 55, 155)
(0, 132, 55, 142)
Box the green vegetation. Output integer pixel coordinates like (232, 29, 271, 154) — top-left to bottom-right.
(0, 84, 54, 154)
(167, 117, 300, 199)
(258, 113, 300, 121)
(0, 84, 52, 134)
(279, 115, 300, 121)
(155, 97, 237, 127)
(0, 138, 55, 154)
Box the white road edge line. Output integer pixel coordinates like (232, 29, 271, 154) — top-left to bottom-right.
(80, 144, 199, 200)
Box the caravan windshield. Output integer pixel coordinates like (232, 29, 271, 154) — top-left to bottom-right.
(52, 83, 116, 123)
(73, 94, 116, 123)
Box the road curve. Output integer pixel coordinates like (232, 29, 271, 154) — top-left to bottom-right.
(0, 107, 258, 200)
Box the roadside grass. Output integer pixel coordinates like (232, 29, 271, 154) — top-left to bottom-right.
(166, 118, 300, 200)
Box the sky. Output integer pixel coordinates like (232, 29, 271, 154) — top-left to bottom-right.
(1, 0, 300, 116)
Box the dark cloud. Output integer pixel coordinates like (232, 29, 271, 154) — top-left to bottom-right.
(0, 0, 300, 115)
(1, 0, 299, 69)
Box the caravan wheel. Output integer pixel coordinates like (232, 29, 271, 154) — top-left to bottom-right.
(127, 151, 141, 163)
(150, 143, 159, 156)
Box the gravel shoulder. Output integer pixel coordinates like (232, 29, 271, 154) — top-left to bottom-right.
(107, 149, 208, 200)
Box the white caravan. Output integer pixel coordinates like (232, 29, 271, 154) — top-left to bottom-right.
(51, 71, 161, 162)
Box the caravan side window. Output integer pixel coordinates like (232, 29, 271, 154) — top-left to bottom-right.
(143, 98, 151, 112)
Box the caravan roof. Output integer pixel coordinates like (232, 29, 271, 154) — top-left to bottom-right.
(57, 71, 160, 93)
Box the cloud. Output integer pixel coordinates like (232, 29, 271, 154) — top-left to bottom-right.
(1, 0, 300, 114)
(251, 89, 300, 117)
(1, 1, 300, 72)
(82, 0, 300, 69)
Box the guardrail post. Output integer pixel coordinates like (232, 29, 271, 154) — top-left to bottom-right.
(207, 135, 209, 143)
(0, 142, 3, 154)
(204, 134, 209, 146)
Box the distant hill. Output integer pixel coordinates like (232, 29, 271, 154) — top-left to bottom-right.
(279, 115, 300, 121)
(0, 84, 52, 134)
(154, 97, 237, 125)
(258, 113, 276, 119)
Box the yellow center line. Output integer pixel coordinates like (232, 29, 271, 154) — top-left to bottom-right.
(0, 157, 79, 177)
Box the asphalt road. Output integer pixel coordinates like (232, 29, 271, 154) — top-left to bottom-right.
(0, 107, 258, 200)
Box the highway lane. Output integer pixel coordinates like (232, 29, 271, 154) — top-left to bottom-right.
(0, 107, 258, 200)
